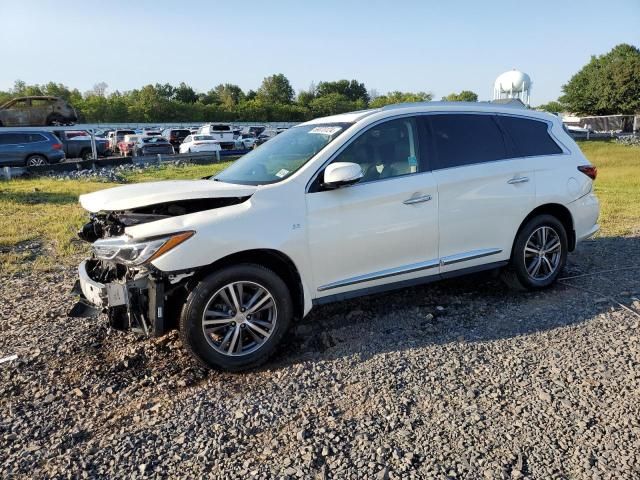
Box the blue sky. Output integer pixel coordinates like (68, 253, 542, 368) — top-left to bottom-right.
(1, 0, 638, 105)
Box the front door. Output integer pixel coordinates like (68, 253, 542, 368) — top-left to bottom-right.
(306, 117, 439, 298)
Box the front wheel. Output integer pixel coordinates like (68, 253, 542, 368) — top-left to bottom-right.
(180, 264, 293, 371)
(502, 214, 568, 290)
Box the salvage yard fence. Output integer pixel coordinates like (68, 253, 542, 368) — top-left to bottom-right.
(0, 150, 242, 180)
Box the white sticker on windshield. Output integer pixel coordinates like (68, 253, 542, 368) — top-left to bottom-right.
(309, 126, 342, 136)
(275, 168, 290, 178)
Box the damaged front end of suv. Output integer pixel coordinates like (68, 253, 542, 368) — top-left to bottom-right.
(69, 183, 253, 338)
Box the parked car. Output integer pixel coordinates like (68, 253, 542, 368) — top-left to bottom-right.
(197, 124, 235, 149)
(142, 131, 162, 137)
(0, 131, 65, 166)
(133, 136, 174, 156)
(0, 96, 78, 127)
(107, 129, 136, 152)
(234, 133, 256, 150)
(52, 130, 110, 160)
(72, 102, 599, 371)
(253, 129, 278, 148)
(241, 125, 266, 137)
(179, 135, 222, 153)
(162, 128, 191, 151)
(117, 134, 141, 156)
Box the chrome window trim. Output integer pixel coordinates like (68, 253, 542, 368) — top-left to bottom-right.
(317, 258, 440, 292)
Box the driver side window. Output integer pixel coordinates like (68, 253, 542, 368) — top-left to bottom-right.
(332, 117, 421, 184)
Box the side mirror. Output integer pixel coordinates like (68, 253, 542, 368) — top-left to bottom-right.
(323, 162, 363, 189)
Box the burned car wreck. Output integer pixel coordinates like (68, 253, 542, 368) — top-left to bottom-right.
(70, 181, 252, 339)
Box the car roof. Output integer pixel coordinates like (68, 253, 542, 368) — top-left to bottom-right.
(300, 101, 559, 126)
(0, 129, 52, 134)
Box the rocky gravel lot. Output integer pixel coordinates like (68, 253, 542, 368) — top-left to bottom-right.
(1, 235, 639, 479)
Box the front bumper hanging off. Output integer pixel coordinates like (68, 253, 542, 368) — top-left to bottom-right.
(69, 260, 167, 337)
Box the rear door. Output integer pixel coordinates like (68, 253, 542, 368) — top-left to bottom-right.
(426, 113, 535, 273)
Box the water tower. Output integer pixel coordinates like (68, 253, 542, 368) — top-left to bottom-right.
(493, 69, 532, 105)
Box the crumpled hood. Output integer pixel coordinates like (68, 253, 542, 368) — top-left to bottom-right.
(79, 180, 257, 212)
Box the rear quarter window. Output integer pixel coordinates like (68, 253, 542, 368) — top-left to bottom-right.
(26, 134, 47, 143)
(427, 114, 509, 169)
(498, 116, 563, 157)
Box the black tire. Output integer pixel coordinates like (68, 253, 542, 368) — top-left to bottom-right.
(25, 155, 49, 167)
(81, 150, 93, 161)
(180, 264, 293, 371)
(502, 214, 568, 290)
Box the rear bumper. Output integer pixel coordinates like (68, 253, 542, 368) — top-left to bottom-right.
(48, 151, 66, 163)
(568, 192, 600, 244)
(190, 145, 221, 152)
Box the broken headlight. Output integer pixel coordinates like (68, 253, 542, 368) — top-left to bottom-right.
(92, 231, 194, 266)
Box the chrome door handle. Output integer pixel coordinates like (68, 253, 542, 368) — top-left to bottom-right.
(507, 176, 530, 184)
(403, 194, 432, 205)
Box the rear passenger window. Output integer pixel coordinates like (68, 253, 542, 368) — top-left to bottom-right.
(428, 114, 508, 169)
(498, 116, 563, 157)
(27, 134, 47, 143)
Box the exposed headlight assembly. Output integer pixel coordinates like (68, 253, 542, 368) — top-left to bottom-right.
(92, 231, 194, 266)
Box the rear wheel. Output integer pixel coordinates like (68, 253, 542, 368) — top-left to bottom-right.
(180, 264, 293, 371)
(502, 214, 567, 290)
(25, 155, 48, 166)
(81, 150, 93, 161)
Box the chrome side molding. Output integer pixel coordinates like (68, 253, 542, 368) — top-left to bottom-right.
(317, 258, 440, 292)
(318, 248, 503, 292)
(440, 248, 503, 266)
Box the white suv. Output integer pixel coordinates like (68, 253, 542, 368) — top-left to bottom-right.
(72, 103, 600, 371)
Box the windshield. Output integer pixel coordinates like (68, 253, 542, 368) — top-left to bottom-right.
(194, 135, 215, 141)
(214, 123, 350, 185)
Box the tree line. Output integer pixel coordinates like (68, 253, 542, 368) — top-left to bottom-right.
(2, 43, 636, 122)
(537, 43, 640, 115)
(0, 74, 482, 123)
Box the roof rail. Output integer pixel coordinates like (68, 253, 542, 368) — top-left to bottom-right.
(381, 100, 526, 110)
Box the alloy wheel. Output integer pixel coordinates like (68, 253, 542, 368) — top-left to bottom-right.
(201, 281, 277, 357)
(524, 226, 562, 281)
(27, 156, 47, 166)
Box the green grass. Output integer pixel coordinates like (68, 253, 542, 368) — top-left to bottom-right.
(0, 141, 638, 274)
(577, 140, 640, 237)
(0, 162, 231, 274)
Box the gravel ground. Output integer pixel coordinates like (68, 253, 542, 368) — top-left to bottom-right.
(1, 235, 639, 479)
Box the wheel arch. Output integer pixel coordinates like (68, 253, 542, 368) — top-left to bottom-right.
(513, 203, 576, 255)
(189, 248, 306, 322)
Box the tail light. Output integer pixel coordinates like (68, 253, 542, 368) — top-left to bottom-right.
(52, 143, 63, 150)
(577, 165, 597, 180)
